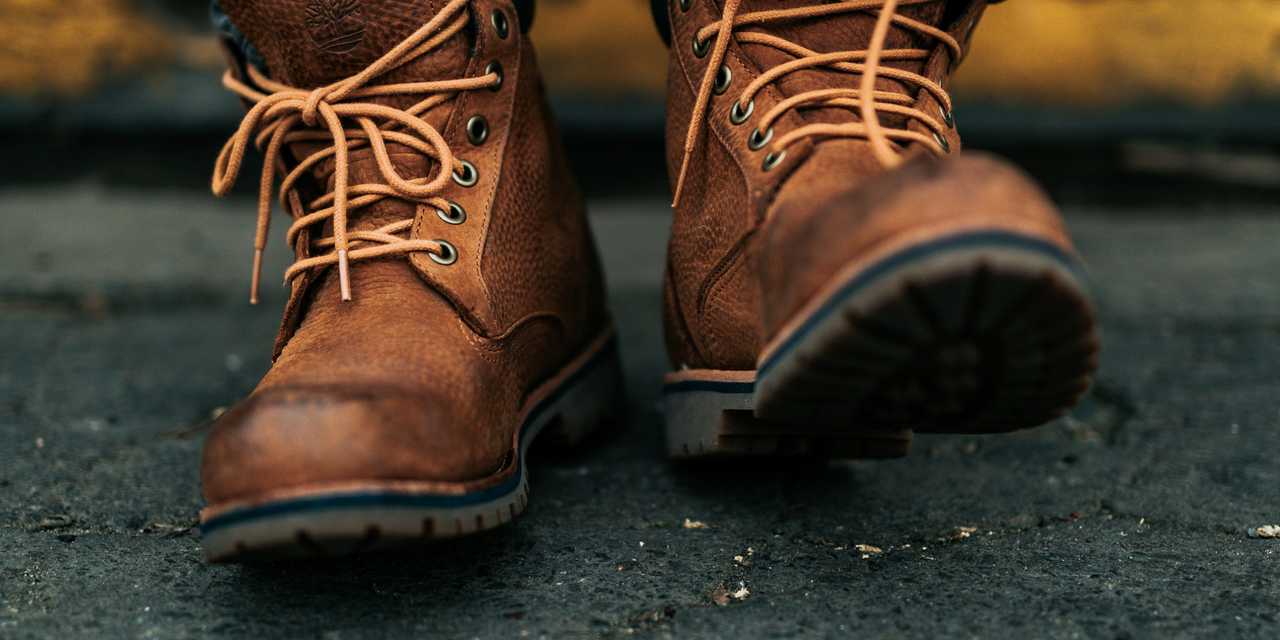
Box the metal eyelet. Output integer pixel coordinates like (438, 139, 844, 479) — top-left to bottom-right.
(678, 0, 691, 11)
(729, 99, 754, 125)
(941, 108, 955, 128)
(491, 9, 509, 39)
(436, 201, 467, 225)
(712, 65, 732, 95)
(429, 240, 458, 266)
(933, 131, 951, 153)
(485, 61, 504, 91)
(762, 150, 786, 171)
(692, 36, 710, 58)
(466, 115, 489, 145)
(452, 159, 479, 186)
(747, 126, 773, 151)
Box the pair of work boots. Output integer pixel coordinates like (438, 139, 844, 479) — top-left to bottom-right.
(199, 0, 1099, 562)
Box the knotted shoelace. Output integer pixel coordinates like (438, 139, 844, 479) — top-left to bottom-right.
(673, 0, 962, 206)
(211, 0, 497, 303)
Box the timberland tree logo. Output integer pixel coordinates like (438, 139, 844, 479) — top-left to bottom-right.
(305, 0, 365, 54)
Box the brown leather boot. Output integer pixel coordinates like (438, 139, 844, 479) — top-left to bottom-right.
(198, 0, 621, 561)
(658, 0, 1099, 459)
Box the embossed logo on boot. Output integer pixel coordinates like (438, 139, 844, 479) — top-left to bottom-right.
(305, 0, 365, 54)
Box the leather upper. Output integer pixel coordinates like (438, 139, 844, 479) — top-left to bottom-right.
(659, 0, 1072, 370)
(202, 0, 609, 506)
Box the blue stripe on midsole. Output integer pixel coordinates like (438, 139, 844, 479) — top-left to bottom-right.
(756, 230, 1085, 380)
(199, 337, 618, 537)
(661, 379, 755, 396)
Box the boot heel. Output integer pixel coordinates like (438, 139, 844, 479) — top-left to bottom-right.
(662, 370, 911, 460)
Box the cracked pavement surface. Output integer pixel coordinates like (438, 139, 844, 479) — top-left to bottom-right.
(3, 184, 1280, 637)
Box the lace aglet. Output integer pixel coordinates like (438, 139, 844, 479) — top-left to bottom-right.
(337, 249, 353, 301)
(671, 159, 691, 208)
(249, 248, 264, 305)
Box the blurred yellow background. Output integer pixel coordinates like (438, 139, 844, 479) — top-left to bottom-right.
(3, 0, 1279, 106)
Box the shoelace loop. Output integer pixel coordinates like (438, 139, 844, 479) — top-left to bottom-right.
(211, 0, 497, 303)
(673, 0, 963, 207)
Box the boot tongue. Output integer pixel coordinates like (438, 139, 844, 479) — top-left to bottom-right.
(220, 0, 475, 232)
(731, 0, 949, 127)
(218, 0, 471, 88)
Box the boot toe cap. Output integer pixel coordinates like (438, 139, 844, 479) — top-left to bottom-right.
(759, 152, 1076, 334)
(200, 384, 508, 506)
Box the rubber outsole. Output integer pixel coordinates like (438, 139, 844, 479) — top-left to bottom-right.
(664, 230, 1099, 460)
(199, 331, 624, 562)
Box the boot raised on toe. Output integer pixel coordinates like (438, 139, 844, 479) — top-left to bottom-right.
(198, 0, 621, 561)
(656, 0, 1099, 459)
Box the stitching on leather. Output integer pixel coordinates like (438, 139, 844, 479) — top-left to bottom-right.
(696, 228, 753, 318)
(471, 26, 524, 331)
(698, 239, 754, 364)
(663, 257, 708, 367)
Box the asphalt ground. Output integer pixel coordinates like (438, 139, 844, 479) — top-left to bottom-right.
(3, 181, 1280, 638)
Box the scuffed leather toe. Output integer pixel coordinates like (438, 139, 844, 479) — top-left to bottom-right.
(200, 384, 509, 505)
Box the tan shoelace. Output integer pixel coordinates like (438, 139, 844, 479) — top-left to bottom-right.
(673, 0, 962, 206)
(211, 0, 497, 303)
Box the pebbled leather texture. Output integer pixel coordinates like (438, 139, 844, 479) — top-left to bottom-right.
(202, 0, 610, 505)
(659, 0, 1079, 370)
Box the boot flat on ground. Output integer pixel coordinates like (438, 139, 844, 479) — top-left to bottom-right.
(199, 0, 621, 562)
